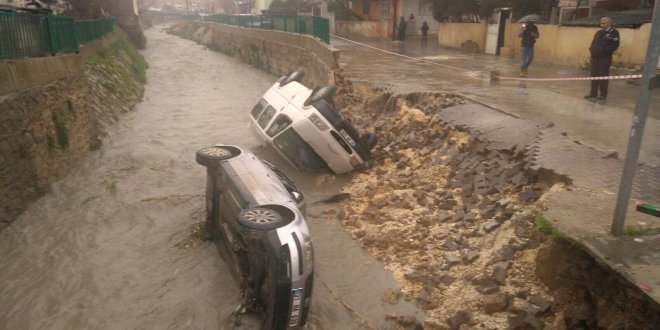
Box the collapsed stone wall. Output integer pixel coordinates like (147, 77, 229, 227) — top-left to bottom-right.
(166, 21, 340, 89)
(0, 33, 146, 230)
(332, 86, 659, 329)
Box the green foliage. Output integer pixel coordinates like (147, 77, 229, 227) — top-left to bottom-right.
(88, 33, 146, 103)
(52, 110, 69, 150)
(431, 0, 480, 22)
(534, 214, 560, 237)
(106, 181, 117, 194)
(117, 35, 148, 84)
(268, 0, 297, 15)
(624, 225, 646, 237)
(429, 0, 556, 22)
(47, 134, 55, 154)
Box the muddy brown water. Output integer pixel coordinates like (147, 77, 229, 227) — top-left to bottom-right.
(0, 26, 425, 330)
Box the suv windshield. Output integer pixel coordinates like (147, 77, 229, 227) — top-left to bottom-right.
(274, 128, 327, 171)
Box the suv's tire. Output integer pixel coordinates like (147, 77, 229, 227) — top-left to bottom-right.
(237, 207, 284, 231)
(196, 146, 236, 167)
(279, 69, 305, 86)
(303, 85, 336, 107)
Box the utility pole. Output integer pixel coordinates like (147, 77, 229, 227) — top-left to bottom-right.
(611, 0, 660, 235)
(392, 0, 398, 41)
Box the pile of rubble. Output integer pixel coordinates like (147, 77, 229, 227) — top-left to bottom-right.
(335, 90, 559, 329)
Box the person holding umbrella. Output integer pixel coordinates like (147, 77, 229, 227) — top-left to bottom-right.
(517, 18, 539, 77)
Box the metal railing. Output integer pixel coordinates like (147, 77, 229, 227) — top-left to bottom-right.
(201, 14, 330, 44)
(0, 10, 115, 59)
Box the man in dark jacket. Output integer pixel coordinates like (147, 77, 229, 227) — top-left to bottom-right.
(518, 19, 539, 77)
(585, 17, 620, 100)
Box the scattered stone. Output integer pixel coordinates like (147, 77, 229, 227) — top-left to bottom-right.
(507, 310, 545, 330)
(602, 150, 619, 159)
(500, 244, 516, 261)
(461, 249, 480, 264)
(492, 261, 512, 285)
(529, 294, 552, 313)
(382, 288, 401, 304)
(483, 220, 501, 233)
(445, 254, 461, 266)
(446, 310, 472, 330)
(511, 297, 542, 315)
(483, 292, 510, 314)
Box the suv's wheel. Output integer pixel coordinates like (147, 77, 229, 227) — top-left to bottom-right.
(304, 85, 336, 107)
(237, 207, 284, 231)
(279, 69, 305, 86)
(196, 146, 237, 167)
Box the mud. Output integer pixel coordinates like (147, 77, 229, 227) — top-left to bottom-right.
(331, 80, 659, 329)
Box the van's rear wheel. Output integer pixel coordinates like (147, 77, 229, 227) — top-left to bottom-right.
(279, 69, 305, 86)
(196, 146, 236, 167)
(303, 85, 336, 107)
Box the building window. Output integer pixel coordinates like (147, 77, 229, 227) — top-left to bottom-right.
(380, 0, 389, 19)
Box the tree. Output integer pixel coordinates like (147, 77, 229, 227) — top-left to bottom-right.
(430, 0, 556, 23)
(431, 0, 480, 22)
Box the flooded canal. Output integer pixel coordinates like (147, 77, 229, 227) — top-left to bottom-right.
(0, 26, 424, 330)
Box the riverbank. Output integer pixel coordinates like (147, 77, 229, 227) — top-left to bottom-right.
(0, 31, 146, 230)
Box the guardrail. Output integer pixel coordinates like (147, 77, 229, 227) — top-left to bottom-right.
(0, 10, 115, 59)
(200, 14, 330, 44)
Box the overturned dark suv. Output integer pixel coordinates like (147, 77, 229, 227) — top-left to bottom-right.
(196, 144, 313, 329)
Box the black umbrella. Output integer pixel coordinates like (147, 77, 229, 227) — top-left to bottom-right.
(517, 14, 544, 23)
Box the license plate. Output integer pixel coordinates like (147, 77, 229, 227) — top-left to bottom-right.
(339, 129, 357, 147)
(288, 288, 304, 326)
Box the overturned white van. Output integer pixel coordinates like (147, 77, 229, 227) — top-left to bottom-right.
(248, 70, 377, 174)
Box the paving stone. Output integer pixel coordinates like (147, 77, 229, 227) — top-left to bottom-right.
(529, 294, 552, 313)
(483, 292, 510, 314)
(492, 261, 512, 284)
(446, 310, 471, 330)
(500, 244, 516, 261)
(483, 220, 501, 233)
(461, 249, 480, 264)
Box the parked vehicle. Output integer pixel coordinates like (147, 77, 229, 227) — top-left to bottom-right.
(248, 69, 377, 174)
(195, 144, 313, 329)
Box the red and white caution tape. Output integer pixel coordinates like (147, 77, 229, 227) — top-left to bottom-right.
(331, 34, 643, 82)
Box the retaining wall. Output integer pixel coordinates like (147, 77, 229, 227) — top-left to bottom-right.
(0, 31, 145, 229)
(167, 21, 340, 88)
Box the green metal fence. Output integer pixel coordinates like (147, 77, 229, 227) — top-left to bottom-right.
(0, 10, 115, 59)
(76, 18, 115, 44)
(201, 14, 330, 44)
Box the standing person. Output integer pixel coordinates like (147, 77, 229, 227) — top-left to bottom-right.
(585, 17, 620, 100)
(421, 21, 429, 47)
(397, 16, 407, 41)
(407, 13, 416, 36)
(518, 19, 539, 77)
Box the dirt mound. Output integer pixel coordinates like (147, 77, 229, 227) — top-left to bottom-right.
(332, 82, 658, 329)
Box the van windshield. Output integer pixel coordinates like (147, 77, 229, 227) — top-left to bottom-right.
(251, 99, 267, 120)
(273, 128, 327, 172)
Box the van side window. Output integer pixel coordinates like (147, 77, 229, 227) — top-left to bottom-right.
(266, 114, 292, 137)
(258, 105, 277, 129)
(251, 99, 268, 120)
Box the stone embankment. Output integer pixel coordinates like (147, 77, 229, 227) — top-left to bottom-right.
(332, 85, 658, 329)
(0, 32, 146, 230)
(166, 21, 339, 89)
